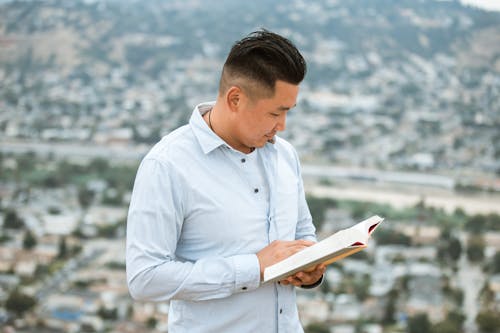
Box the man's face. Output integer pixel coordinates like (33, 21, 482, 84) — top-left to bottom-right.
(235, 80, 299, 151)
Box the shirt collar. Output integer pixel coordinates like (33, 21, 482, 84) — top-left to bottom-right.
(190, 102, 227, 154)
(190, 101, 277, 155)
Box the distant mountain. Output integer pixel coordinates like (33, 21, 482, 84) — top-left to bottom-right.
(1, 0, 499, 180)
(1, 0, 498, 78)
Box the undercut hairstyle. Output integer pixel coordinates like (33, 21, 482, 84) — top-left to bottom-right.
(219, 29, 307, 100)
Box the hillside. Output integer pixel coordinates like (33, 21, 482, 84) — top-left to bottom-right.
(1, 0, 499, 186)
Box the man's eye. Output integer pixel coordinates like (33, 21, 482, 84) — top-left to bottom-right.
(270, 113, 280, 117)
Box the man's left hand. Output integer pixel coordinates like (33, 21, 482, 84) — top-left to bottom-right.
(279, 263, 326, 287)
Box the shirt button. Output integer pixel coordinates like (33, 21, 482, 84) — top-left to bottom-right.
(279, 308, 283, 314)
(242, 287, 247, 290)
(241, 158, 246, 163)
(254, 188, 259, 193)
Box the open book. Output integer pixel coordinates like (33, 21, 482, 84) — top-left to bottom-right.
(263, 215, 384, 283)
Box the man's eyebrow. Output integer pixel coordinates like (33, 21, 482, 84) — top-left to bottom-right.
(277, 103, 297, 111)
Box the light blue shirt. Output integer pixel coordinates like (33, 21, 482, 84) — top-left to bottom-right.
(126, 102, 317, 333)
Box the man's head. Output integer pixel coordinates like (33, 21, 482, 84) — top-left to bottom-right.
(212, 30, 306, 153)
(219, 29, 307, 100)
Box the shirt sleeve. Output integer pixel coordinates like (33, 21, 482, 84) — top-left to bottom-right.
(126, 158, 261, 302)
(292, 149, 317, 242)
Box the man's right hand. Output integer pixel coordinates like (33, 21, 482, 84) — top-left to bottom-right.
(256, 240, 315, 281)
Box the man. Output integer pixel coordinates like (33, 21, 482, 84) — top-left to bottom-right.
(126, 30, 325, 332)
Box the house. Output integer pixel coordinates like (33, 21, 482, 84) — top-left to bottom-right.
(405, 263, 445, 322)
(42, 213, 79, 236)
(331, 294, 362, 322)
(80, 315, 104, 332)
(0, 247, 16, 272)
(297, 296, 330, 326)
(395, 224, 440, 245)
(370, 263, 396, 297)
(131, 301, 168, 326)
(14, 260, 37, 278)
(330, 324, 356, 333)
(0, 274, 20, 302)
(83, 205, 127, 227)
(484, 232, 500, 252)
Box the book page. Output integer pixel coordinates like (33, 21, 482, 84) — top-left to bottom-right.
(351, 215, 383, 235)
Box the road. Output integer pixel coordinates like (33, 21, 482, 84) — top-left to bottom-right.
(307, 184, 500, 215)
(456, 232, 485, 333)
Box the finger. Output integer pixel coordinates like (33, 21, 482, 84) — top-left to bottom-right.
(284, 275, 301, 286)
(280, 240, 313, 248)
(291, 277, 303, 287)
(295, 271, 306, 281)
(280, 280, 290, 285)
(308, 264, 326, 275)
(294, 268, 323, 285)
(293, 240, 315, 247)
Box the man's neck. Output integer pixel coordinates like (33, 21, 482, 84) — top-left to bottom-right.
(203, 105, 254, 154)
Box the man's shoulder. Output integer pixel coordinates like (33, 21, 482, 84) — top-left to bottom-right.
(273, 136, 298, 158)
(145, 125, 196, 163)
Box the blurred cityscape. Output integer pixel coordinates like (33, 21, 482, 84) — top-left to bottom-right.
(1, 0, 500, 332)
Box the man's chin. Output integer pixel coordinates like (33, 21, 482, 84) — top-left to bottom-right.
(264, 134, 276, 143)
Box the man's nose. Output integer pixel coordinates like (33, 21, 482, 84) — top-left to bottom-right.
(275, 115, 287, 132)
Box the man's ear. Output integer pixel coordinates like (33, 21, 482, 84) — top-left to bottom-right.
(226, 86, 244, 112)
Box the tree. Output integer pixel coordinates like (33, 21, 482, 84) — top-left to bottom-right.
(78, 187, 95, 209)
(305, 196, 337, 230)
(57, 236, 67, 259)
(485, 213, 500, 231)
(476, 310, 500, 333)
(23, 230, 37, 250)
(439, 236, 463, 263)
(479, 283, 495, 308)
(382, 289, 397, 325)
(430, 310, 465, 333)
(4, 209, 24, 229)
(408, 313, 431, 333)
(448, 237, 462, 262)
(146, 317, 157, 329)
(88, 158, 110, 174)
(5, 289, 37, 316)
(305, 322, 330, 333)
(491, 251, 500, 274)
(354, 274, 371, 301)
(431, 320, 461, 333)
(465, 214, 487, 234)
(97, 306, 117, 320)
(466, 235, 485, 262)
(351, 202, 370, 220)
(447, 310, 465, 327)
(374, 228, 411, 246)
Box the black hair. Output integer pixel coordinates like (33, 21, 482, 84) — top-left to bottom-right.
(219, 29, 306, 97)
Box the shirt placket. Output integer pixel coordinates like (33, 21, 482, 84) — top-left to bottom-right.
(261, 145, 290, 332)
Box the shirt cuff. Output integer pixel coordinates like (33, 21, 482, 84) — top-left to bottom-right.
(232, 254, 261, 293)
(300, 275, 324, 289)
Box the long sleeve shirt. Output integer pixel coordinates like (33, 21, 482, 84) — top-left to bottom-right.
(126, 102, 317, 333)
